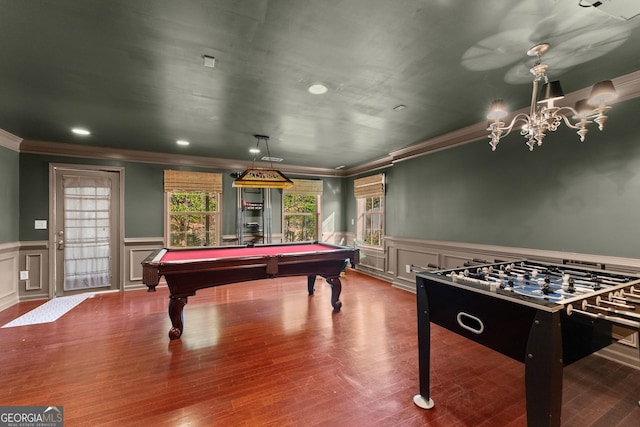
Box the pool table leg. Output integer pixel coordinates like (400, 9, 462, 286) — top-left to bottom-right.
(168, 296, 187, 340)
(326, 277, 342, 312)
(307, 275, 317, 295)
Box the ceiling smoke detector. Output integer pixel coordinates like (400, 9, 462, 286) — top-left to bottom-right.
(203, 55, 216, 68)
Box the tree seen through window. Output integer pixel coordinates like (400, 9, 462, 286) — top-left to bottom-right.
(169, 191, 219, 247)
(284, 193, 317, 242)
(364, 195, 383, 246)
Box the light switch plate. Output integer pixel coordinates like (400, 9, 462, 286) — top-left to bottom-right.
(34, 220, 47, 229)
(19, 271, 29, 280)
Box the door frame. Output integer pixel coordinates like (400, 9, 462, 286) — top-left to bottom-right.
(48, 163, 125, 298)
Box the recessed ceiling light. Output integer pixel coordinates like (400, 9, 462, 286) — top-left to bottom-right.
(308, 83, 328, 95)
(249, 148, 260, 154)
(71, 128, 90, 136)
(393, 104, 406, 111)
(335, 165, 345, 170)
(176, 140, 190, 146)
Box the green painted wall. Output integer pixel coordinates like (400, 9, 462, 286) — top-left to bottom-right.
(384, 96, 640, 258)
(16, 96, 640, 258)
(19, 154, 168, 240)
(122, 162, 165, 237)
(343, 176, 356, 235)
(18, 153, 344, 242)
(0, 146, 19, 243)
(318, 176, 345, 240)
(18, 154, 51, 241)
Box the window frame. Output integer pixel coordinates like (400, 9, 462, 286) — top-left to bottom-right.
(354, 174, 385, 249)
(282, 193, 321, 243)
(163, 170, 223, 248)
(356, 195, 384, 248)
(282, 179, 323, 243)
(164, 190, 222, 248)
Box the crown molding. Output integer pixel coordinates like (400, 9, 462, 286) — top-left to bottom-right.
(14, 71, 640, 178)
(611, 69, 640, 103)
(389, 122, 487, 164)
(346, 69, 640, 172)
(19, 139, 345, 178)
(0, 129, 22, 152)
(342, 155, 394, 177)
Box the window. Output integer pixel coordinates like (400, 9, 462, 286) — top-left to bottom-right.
(283, 179, 323, 242)
(284, 193, 318, 242)
(354, 174, 385, 248)
(168, 191, 219, 247)
(359, 195, 383, 246)
(164, 170, 222, 248)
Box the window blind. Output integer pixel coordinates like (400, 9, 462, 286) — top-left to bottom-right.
(164, 170, 222, 193)
(354, 173, 385, 198)
(284, 179, 324, 195)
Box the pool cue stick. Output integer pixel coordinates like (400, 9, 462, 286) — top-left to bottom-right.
(566, 304, 640, 329)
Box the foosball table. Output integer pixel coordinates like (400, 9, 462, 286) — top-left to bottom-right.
(413, 259, 640, 427)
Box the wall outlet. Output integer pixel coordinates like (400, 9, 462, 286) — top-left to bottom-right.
(351, 218, 355, 225)
(406, 264, 411, 273)
(19, 271, 29, 280)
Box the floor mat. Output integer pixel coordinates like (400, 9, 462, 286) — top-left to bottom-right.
(2, 294, 92, 328)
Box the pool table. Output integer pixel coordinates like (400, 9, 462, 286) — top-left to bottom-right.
(141, 241, 359, 339)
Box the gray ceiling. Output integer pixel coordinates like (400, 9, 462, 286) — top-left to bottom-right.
(1, 0, 640, 172)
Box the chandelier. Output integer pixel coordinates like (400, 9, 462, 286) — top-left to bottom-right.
(486, 43, 617, 151)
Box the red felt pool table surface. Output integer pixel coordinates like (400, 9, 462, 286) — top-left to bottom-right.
(160, 243, 334, 262)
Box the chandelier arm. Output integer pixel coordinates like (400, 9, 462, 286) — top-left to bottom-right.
(553, 107, 582, 130)
(490, 113, 531, 137)
(549, 106, 593, 142)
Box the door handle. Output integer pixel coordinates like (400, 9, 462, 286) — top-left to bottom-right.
(57, 230, 64, 250)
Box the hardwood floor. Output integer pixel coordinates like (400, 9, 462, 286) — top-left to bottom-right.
(1, 270, 639, 426)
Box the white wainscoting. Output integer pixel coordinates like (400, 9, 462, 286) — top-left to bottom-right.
(124, 237, 164, 290)
(0, 243, 20, 311)
(19, 241, 49, 301)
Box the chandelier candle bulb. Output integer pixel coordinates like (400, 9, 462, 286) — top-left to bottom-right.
(574, 100, 592, 118)
(589, 80, 617, 106)
(487, 99, 508, 120)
